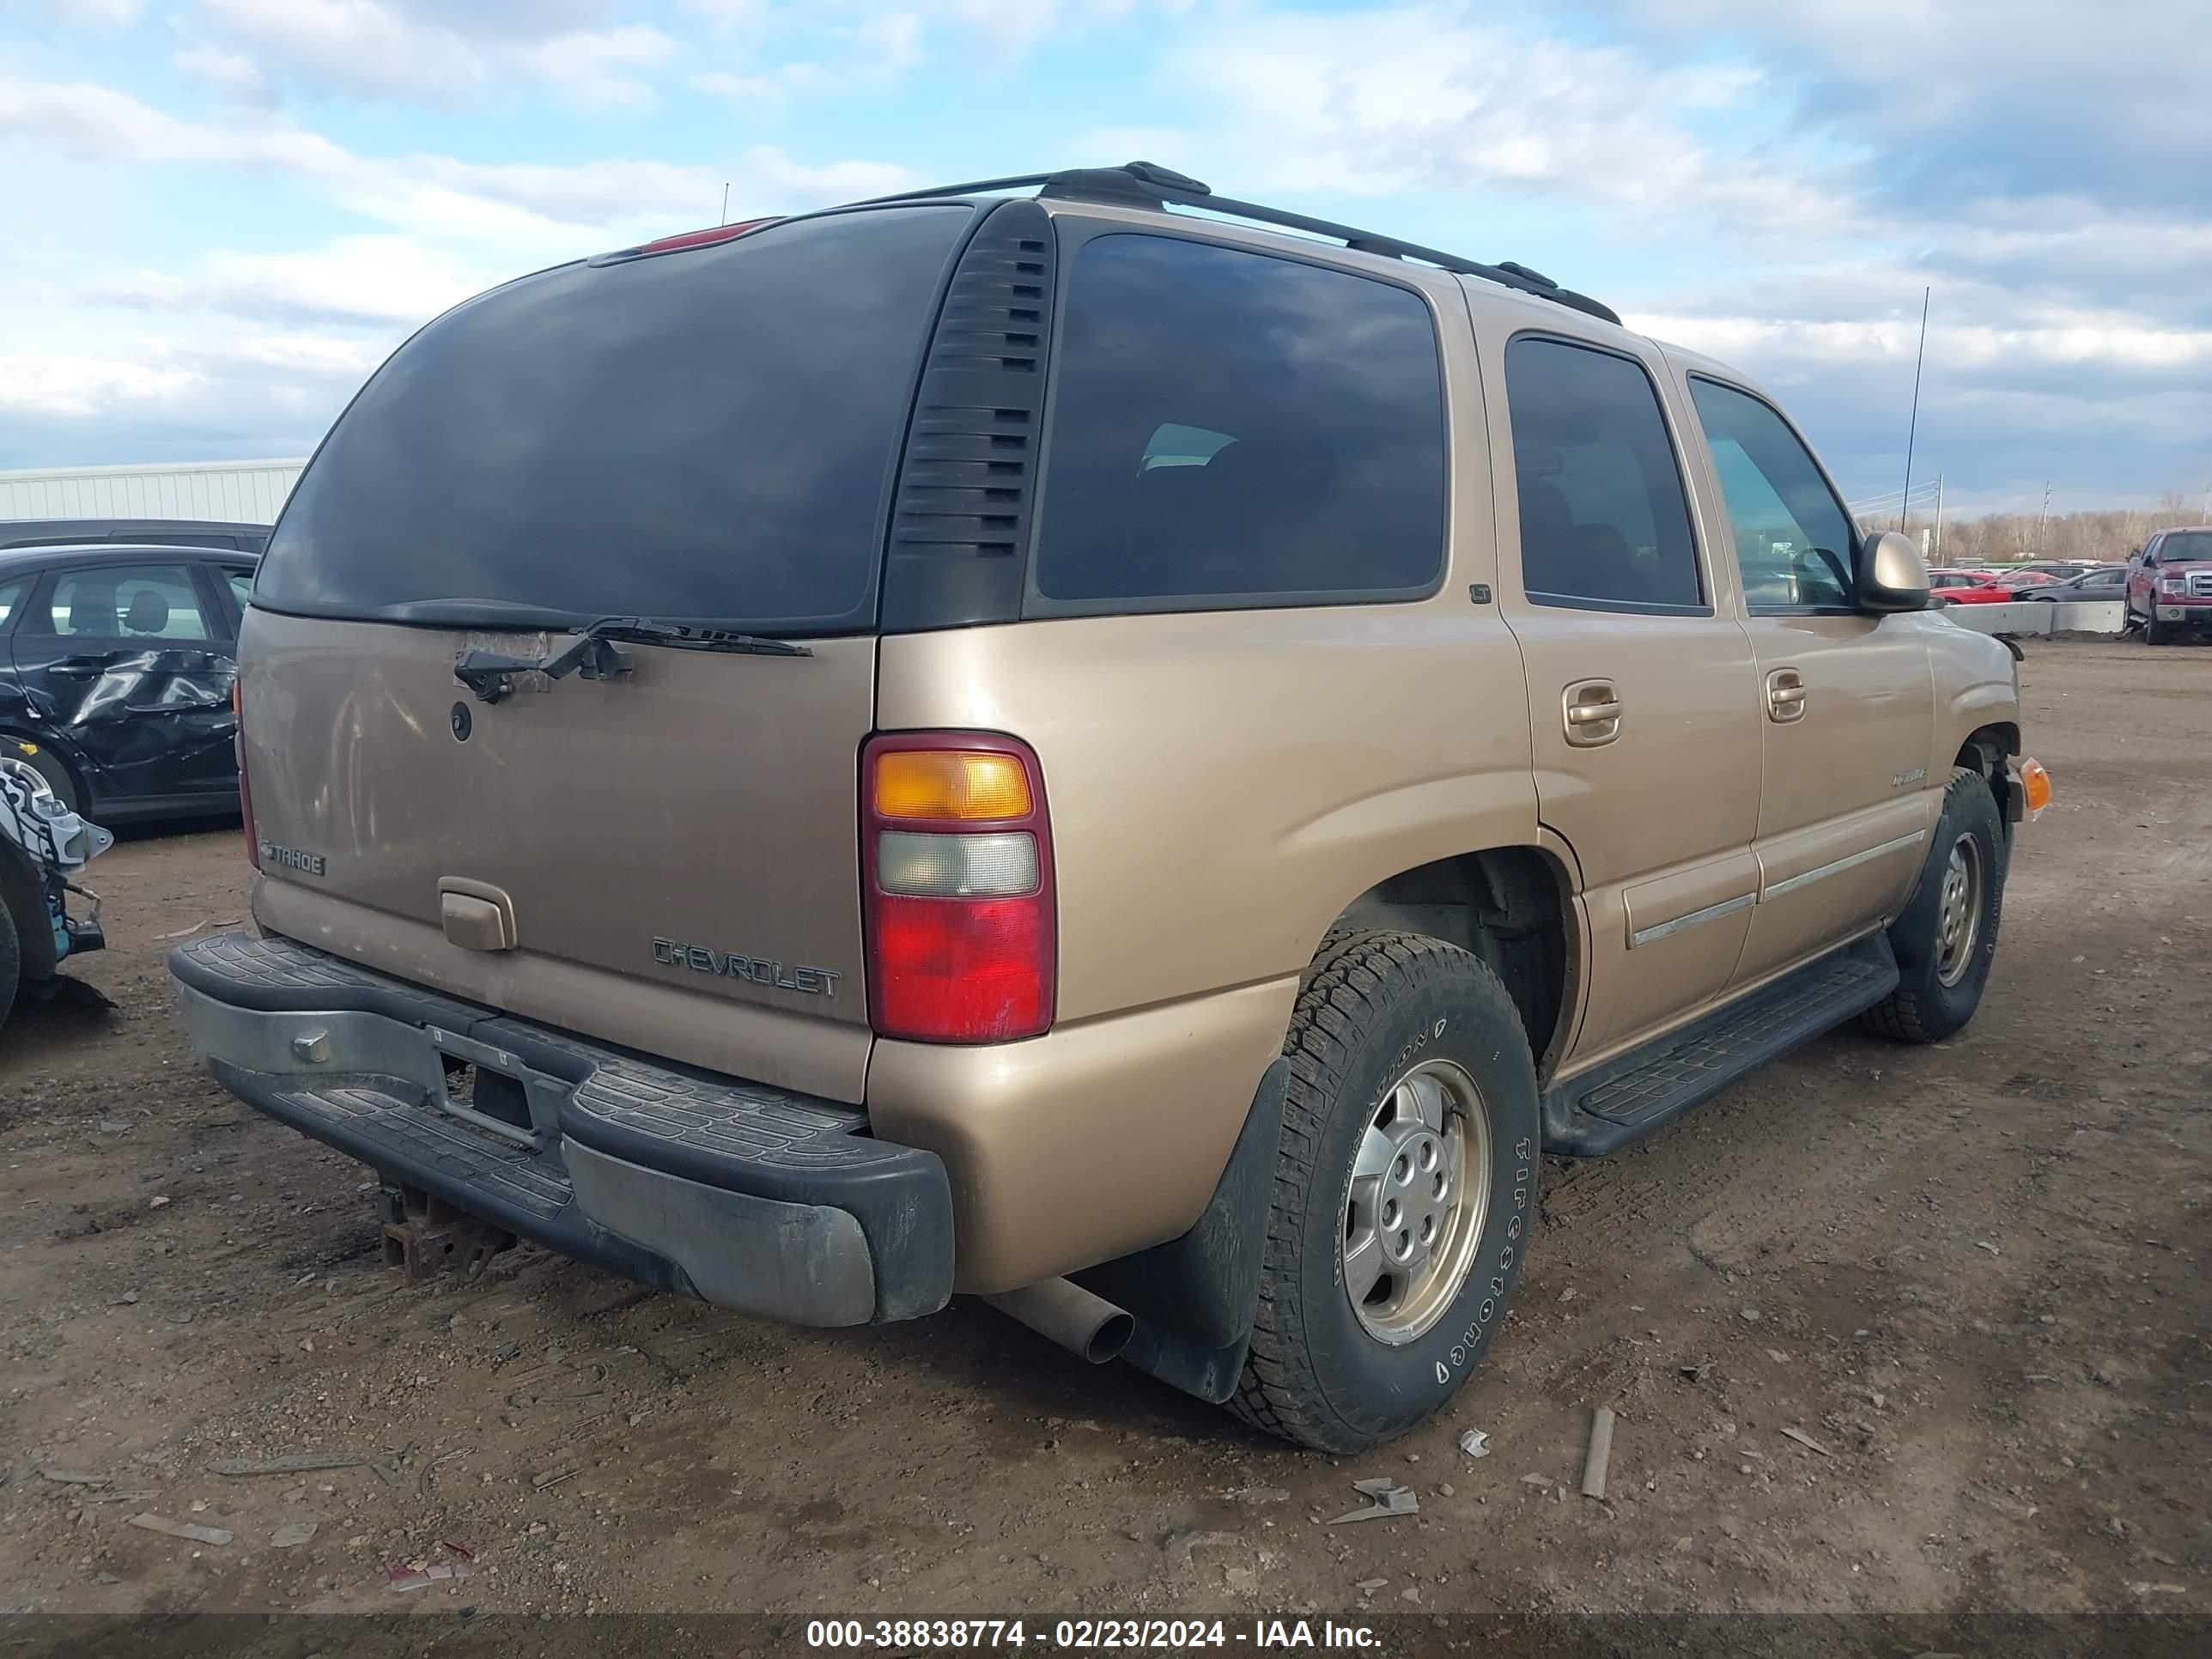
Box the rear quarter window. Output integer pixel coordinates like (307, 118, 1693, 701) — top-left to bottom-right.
(1030, 234, 1447, 612)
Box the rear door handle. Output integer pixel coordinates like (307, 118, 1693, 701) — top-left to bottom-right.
(1564, 679, 1623, 746)
(46, 656, 113, 681)
(1765, 667, 1807, 723)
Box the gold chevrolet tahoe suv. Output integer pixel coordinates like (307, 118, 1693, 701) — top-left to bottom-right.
(171, 164, 2049, 1451)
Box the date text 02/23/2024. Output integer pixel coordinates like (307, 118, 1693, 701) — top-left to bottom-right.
(805, 1620, 1382, 1650)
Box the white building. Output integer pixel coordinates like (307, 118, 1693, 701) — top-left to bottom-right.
(0, 459, 307, 524)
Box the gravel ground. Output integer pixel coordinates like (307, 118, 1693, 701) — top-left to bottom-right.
(1, 638, 2204, 1625)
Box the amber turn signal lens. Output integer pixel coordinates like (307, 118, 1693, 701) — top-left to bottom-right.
(873, 750, 1033, 822)
(2021, 757, 2052, 820)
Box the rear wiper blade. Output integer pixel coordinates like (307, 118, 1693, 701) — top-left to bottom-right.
(453, 615, 811, 704)
(582, 619, 813, 657)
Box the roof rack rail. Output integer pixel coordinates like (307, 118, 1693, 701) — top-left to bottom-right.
(850, 161, 1620, 326)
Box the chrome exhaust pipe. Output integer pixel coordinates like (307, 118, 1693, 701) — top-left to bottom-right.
(982, 1278, 1134, 1364)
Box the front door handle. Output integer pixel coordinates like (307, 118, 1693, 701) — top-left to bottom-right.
(1564, 679, 1623, 746)
(1765, 667, 1807, 722)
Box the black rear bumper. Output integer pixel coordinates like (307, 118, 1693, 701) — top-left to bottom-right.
(169, 933, 953, 1325)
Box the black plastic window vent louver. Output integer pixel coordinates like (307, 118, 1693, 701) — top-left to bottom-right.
(880, 198, 1057, 631)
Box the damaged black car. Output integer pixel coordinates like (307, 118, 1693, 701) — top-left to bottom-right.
(0, 543, 252, 822)
(1, 738, 111, 1024)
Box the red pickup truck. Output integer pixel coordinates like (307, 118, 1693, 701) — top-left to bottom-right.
(2128, 528, 2212, 645)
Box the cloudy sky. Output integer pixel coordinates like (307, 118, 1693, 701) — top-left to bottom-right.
(0, 0, 2203, 515)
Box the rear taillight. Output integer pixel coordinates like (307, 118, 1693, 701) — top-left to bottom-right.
(233, 678, 259, 871)
(862, 734, 1054, 1043)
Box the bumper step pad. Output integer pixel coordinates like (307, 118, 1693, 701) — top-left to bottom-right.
(171, 933, 952, 1323)
(266, 1071, 573, 1220)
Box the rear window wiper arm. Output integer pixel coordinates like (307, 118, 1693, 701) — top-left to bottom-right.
(453, 615, 811, 704)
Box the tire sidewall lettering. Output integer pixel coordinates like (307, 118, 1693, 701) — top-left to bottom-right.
(1293, 948, 1543, 1441)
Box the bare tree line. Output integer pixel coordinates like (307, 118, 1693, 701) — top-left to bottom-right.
(1904, 492, 2207, 565)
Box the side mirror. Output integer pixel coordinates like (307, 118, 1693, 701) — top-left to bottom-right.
(1856, 530, 1930, 612)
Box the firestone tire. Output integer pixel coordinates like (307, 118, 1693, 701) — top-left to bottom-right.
(1229, 931, 1540, 1453)
(1861, 766, 2006, 1044)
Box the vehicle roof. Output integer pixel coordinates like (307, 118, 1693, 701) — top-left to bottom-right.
(619, 172, 1779, 414)
(0, 540, 259, 573)
(1029, 195, 1776, 398)
(0, 516, 268, 534)
(1644, 337, 1740, 382)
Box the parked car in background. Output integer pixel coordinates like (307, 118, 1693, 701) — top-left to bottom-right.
(0, 741, 110, 1025)
(2021, 565, 2128, 601)
(1928, 568, 2017, 605)
(2128, 528, 2212, 645)
(0, 543, 253, 821)
(0, 519, 270, 555)
(1931, 568, 2064, 605)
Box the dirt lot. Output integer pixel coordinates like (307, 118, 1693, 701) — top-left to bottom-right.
(2, 639, 2205, 1627)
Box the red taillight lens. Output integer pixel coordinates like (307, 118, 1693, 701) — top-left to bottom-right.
(870, 895, 1051, 1042)
(862, 733, 1054, 1044)
(233, 678, 259, 870)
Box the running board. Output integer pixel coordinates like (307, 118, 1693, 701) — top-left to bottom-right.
(1541, 934, 1899, 1157)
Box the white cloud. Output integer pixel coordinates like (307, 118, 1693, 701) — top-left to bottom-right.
(516, 24, 679, 113)
(381, 0, 622, 42)
(0, 353, 200, 420)
(0, 322, 389, 464)
(0, 77, 356, 173)
(679, 0, 770, 24)
(21, 0, 146, 27)
(690, 10, 922, 101)
(222, 331, 388, 377)
(941, 0, 1192, 59)
(196, 0, 484, 104)
(1581, 0, 2212, 212)
(1638, 309, 2212, 375)
(91, 235, 490, 326)
(173, 43, 272, 104)
(380, 149, 915, 239)
(0, 71, 932, 459)
(160, 0, 1188, 116)
(1117, 4, 1857, 246)
(685, 0, 1184, 96)
(1, 5, 2201, 506)
(0, 78, 914, 243)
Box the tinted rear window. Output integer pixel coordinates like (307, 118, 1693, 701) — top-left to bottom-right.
(258, 205, 972, 632)
(1030, 234, 1445, 611)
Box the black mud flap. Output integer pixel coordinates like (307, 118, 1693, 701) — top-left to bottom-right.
(1076, 1058, 1287, 1405)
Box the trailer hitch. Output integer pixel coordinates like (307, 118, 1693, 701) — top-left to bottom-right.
(377, 1182, 517, 1282)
